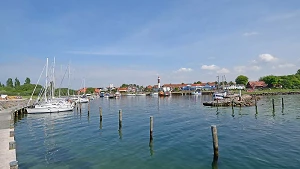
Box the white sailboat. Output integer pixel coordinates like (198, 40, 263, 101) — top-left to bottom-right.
(26, 58, 74, 114)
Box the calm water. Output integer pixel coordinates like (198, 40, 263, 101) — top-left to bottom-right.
(15, 95, 300, 169)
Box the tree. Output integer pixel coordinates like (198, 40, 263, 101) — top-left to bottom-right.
(25, 77, 31, 84)
(235, 75, 249, 85)
(6, 78, 14, 88)
(14, 78, 20, 87)
(296, 69, 300, 75)
(229, 81, 234, 85)
(193, 81, 202, 84)
(259, 75, 278, 88)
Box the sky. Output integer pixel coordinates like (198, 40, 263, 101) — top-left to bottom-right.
(1, 0, 300, 89)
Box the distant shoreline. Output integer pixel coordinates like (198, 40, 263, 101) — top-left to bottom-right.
(248, 91, 300, 96)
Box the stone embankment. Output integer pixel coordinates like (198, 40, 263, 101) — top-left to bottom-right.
(203, 94, 260, 107)
(0, 99, 28, 111)
(249, 91, 300, 96)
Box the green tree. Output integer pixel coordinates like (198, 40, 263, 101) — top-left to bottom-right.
(229, 81, 234, 85)
(25, 77, 31, 84)
(14, 78, 21, 87)
(235, 75, 249, 85)
(6, 78, 14, 88)
(193, 81, 202, 84)
(296, 69, 300, 75)
(259, 75, 278, 87)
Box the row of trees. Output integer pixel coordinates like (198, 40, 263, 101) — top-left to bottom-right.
(234, 69, 300, 89)
(0, 77, 77, 96)
(259, 70, 300, 89)
(0, 77, 31, 88)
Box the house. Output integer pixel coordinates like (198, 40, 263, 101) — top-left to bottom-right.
(118, 87, 128, 93)
(162, 84, 187, 91)
(246, 81, 267, 89)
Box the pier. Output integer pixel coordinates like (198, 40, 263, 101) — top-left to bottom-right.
(0, 99, 28, 169)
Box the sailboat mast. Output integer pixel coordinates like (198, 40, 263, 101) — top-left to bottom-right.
(45, 58, 48, 102)
(67, 63, 70, 97)
(83, 78, 86, 95)
(52, 57, 55, 99)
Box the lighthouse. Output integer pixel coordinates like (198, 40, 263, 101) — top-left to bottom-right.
(158, 76, 161, 89)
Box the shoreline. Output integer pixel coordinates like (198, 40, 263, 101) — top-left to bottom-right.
(247, 91, 300, 96)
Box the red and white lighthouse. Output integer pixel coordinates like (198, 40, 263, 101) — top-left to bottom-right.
(158, 76, 161, 89)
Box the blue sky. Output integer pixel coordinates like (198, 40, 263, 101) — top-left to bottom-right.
(1, 0, 300, 89)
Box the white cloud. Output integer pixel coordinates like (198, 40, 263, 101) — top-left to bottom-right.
(176, 67, 193, 72)
(259, 54, 278, 62)
(216, 68, 230, 74)
(234, 66, 246, 73)
(278, 63, 295, 68)
(243, 32, 258, 36)
(201, 64, 219, 70)
(250, 66, 261, 71)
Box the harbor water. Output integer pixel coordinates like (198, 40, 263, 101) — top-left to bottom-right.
(15, 95, 300, 169)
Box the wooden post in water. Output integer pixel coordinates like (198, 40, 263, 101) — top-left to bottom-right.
(76, 103, 78, 111)
(99, 107, 103, 122)
(272, 99, 275, 112)
(150, 116, 153, 141)
(255, 98, 258, 112)
(80, 103, 82, 113)
(119, 109, 122, 130)
(282, 98, 284, 109)
(211, 125, 219, 160)
(88, 102, 90, 114)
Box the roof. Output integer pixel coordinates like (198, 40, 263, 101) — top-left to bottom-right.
(162, 84, 187, 88)
(248, 81, 267, 87)
(118, 87, 128, 91)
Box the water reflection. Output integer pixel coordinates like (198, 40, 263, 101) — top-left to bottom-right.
(118, 129, 122, 140)
(149, 140, 154, 156)
(211, 158, 218, 169)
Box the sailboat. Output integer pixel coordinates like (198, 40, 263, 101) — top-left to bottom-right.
(26, 58, 75, 114)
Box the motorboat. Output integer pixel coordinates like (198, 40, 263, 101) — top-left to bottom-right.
(191, 89, 202, 95)
(213, 91, 227, 100)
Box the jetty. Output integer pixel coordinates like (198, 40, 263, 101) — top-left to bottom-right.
(0, 99, 28, 169)
(203, 94, 260, 107)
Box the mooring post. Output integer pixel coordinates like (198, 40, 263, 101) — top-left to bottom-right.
(231, 100, 234, 109)
(211, 125, 219, 160)
(9, 161, 18, 169)
(88, 102, 90, 114)
(99, 107, 103, 122)
(150, 116, 153, 141)
(80, 103, 82, 113)
(9, 141, 16, 150)
(10, 130, 14, 137)
(272, 98, 275, 111)
(282, 98, 284, 109)
(76, 103, 78, 111)
(255, 98, 258, 111)
(119, 109, 122, 130)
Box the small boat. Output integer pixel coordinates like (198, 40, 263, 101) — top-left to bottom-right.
(213, 91, 227, 100)
(123, 93, 136, 96)
(191, 89, 202, 95)
(159, 91, 171, 97)
(136, 93, 146, 96)
(150, 92, 158, 96)
(114, 92, 121, 98)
